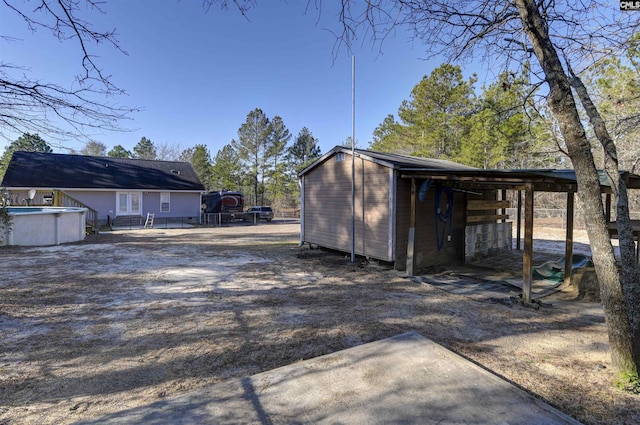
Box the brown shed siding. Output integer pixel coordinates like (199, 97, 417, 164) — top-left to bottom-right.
(394, 178, 411, 269)
(302, 154, 393, 261)
(360, 159, 393, 259)
(303, 155, 352, 252)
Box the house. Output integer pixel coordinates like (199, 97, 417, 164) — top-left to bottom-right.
(1, 151, 205, 227)
(299, 146, 510, 271)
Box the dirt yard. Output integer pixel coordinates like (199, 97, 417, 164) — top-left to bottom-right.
(0, 222, 638, 424)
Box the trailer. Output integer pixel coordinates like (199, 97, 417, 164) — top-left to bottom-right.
(202, 190, 245, 222)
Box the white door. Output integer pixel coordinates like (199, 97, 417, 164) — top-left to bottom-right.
(117, 192, 142, 215)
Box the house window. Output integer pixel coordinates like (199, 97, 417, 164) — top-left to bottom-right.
(335, 152, 345, 162)
(160, 192, 170, 213)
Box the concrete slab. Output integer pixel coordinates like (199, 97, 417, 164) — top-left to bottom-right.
(76, 332, 581, 425)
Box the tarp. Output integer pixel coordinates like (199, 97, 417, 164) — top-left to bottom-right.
(533, 254, 593, 282)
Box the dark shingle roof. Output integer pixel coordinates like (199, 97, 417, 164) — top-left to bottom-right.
(1, 151, 205, 191)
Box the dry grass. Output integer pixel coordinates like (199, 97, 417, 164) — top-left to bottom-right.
(0, 223, 638, 424)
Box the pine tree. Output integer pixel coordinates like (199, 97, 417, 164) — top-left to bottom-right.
(287, 127, 321, 174)
(0, 133, 52, 180)
(133, 137, 157, 160)
(266, 116, 292, 206)
(211, 144, 244, 192)
(107, 145, 132, 158)
(397, 64, 477, 159)
(187, 145, 213, 191)
(232, 108, 270, 204)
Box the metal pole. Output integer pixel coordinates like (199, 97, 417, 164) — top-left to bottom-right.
(351, 55, 356, 263)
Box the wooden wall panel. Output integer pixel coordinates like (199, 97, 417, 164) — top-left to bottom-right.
(302, 154, 392, 261)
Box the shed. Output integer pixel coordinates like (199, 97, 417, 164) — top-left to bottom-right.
(300, 146, 640, 303)
(299, 146, 503, 271)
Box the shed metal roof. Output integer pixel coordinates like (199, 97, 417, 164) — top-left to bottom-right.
(298, 146, 475, 176)
(300, 146, 640, 193)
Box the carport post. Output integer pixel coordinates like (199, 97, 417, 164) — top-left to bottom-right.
(523, 184, 534, 303)
(516, 190, 522, 251)
(564, 192, 575, 286)
(406, 178, 417, 275)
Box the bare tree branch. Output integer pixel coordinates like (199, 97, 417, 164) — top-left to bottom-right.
(1, 0, 137, 142)
(201, 0, 256, 17)
(323, 1, 639, 85)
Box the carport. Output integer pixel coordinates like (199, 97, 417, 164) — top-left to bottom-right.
(401, 168, 640, 303)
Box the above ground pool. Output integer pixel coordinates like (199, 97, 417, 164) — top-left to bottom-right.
(1, 206, 87, 246)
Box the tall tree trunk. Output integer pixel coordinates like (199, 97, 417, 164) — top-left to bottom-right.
(567, 66, 640, 369)
(516, 0, 638, 376)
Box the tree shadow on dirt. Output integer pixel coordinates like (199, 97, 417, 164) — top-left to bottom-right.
(1, 231, 635, 425)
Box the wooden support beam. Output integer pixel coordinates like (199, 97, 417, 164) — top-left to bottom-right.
(466, 214, 510, 223)
(406, 178, 417, 275)
(523, 184, 534, 304)
(516, 190, 522, 251)
(564, 192, 575, 287)
(462, 192, 468, 264)
(605, 194, 612, 223)
(467, 200, 511, 210)
(501, 189, 507, 223)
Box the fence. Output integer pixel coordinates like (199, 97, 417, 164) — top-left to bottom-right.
(505, 208, 576, 230)
(505, 207, 640, 231)
(277, 208, 301, 219)
(202, 213, 247, 226)
(108, 215, 201, 230)
(200, 212, 299, 227)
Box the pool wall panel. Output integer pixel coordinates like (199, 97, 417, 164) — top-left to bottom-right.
(2, 208, 87, 246)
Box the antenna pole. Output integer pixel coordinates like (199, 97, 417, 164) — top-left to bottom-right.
(351, 55, 356, 263)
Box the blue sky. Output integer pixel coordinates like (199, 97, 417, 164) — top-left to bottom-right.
(1, 1, 485, 158)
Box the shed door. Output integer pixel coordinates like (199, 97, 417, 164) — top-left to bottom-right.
(117, 192, 142, 215)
